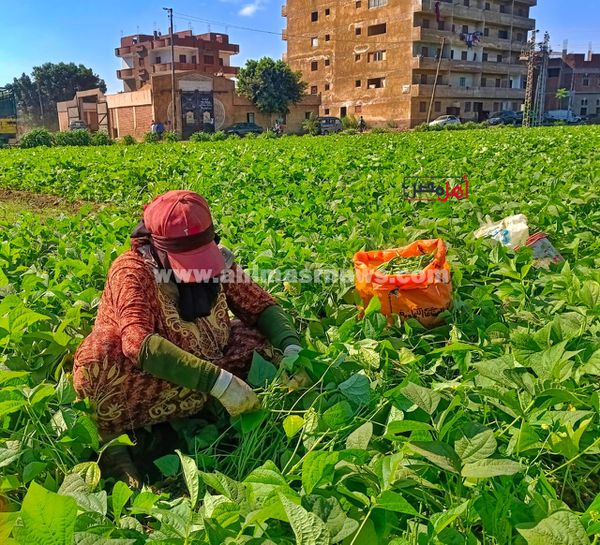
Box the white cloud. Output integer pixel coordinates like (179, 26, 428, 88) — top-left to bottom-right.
(238, 0, 266, 16)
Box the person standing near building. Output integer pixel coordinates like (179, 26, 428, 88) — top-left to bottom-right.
(358, 116, 367, 133)
(156, 121, 166, 139)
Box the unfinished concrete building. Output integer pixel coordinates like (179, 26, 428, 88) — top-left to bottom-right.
(283, 0, 537, 127)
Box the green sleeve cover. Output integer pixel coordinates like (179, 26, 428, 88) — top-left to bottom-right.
(256, 305, 301, 351)
(139, 334, 220, 392)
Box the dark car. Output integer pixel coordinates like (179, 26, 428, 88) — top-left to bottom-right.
(317, 116, 343, 135)
(224, 122, 264, 136)
(488, 111, 519, 125)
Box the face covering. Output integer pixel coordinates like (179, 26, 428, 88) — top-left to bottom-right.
(130, 220, 221, 321)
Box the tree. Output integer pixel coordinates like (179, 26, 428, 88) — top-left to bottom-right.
(555, 88, 570, 110)
(6, 62, 106, 130)
(236, 57, 307, 122)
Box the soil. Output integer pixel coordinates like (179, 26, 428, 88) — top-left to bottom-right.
(0, 189, 98, 220)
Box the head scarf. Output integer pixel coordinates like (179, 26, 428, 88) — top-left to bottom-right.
(131, 220, 221, 321)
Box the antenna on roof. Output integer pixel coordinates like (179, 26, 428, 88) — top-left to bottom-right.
(188, 21, 192, 31)
(588, 42, 593, 62)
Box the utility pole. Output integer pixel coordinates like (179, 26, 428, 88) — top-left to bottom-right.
(533, 32, 550, 126)
(521, 31, 538, 127)
(427, 38, 446, 124)
(163, 7, 177, 133)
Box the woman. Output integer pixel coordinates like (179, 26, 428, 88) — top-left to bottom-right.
(73, 190, 300, 477)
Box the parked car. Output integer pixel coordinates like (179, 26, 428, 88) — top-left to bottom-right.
(544, 110, 582, 124)
(488, 111, 519, 125)
(224, 122, 264, 136)
(429, 115, 461, 127)
(69, 120, 87, 130)
(317, 116, 343, 135)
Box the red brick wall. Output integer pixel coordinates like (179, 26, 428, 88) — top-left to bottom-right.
(113, 105, 154, 140)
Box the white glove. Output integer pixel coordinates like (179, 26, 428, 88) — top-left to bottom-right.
(210, 370, 260, 416)
(283, 344, 302, 357)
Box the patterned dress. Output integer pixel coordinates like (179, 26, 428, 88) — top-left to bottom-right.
(73, 250, 276, 435)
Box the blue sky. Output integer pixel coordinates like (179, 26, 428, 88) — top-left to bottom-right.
(0, 0, 597, 93)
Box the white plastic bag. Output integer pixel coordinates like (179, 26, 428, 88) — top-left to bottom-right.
(473, 214, 529, 249)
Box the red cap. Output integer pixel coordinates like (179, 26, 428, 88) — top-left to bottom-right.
(144, 190, 225, 282)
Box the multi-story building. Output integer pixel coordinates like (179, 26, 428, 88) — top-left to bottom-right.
(283, 0, 537, 127)
(545, 52, 600, 118)
(115, 30, 241, 92)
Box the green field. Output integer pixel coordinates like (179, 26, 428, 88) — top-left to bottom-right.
(0, 126, 599, 544)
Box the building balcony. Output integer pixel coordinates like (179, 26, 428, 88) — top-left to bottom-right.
(282, 3, 287, 17)
(412, 56, 527, 75)
(282, 28, 288, 40)
(411, 83, 526, 99)
(412, 26, 529, 53)
(150, 62, 239, 75)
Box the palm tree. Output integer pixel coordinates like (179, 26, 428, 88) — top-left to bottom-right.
(555, 88, 569, 110)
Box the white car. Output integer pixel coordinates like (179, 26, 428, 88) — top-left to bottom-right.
(429, 115, 461, 127)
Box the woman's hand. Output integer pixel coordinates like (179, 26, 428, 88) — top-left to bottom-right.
(210, 370, 260, 416)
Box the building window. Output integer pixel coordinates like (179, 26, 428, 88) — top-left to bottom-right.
(355, 79, 361, 87)
(324, 108, 330, 114)
(421, 73, 428, 84)
(421, 46, 429, 57)
(465, 102, 472, 112)
(179, 54, 187, 63)
(369, 50, 386, 62)
(463, 0, 470, 6)
(473, 52, 478, 61)
(325, 8, 331, 16)
(367, 23, 387, 36)
(325, 34, 331, 41)
(482, 52, 488, 62)
(461, 51, 468, 61)
(155, 56, 162, 64)
(311, 11, 318, 22)
(581, 107, 588, 116)
(422, 18, 430, 28)
(355, 54, 362, 61)
(355, 105, 363, 113)
(192, 55, 197, 64)
(341, 106, 347, 116)
(499, 30, 509, 40)
(485, 2, 490, 9)
(450, 49, 455, 59)
(481, 77, 487, 87)
(247, 112, 255, 123)
(459, 77, 466, 87)
(355, 27, 362, 35)
(484, 28, 489, 37)
(420, 101, 427, 113)
(581, 98, 588, 106)
(497, 54, 503, 63)
(434, 101, 441, 112)
(462, 25, 469, 34)
(438, 21, 445, 30)
(204, 55, 214, 65)
(355, 1, 361, 7)
(548, 68, 560, 78)
(324, 57, 330, 66)
(311, 37, 318, 47)
(367, 77, 385, 88)
(305, 112, 312, 120)
(496, 78, 501, 88)
(583, 76, 590, 86)
(368, 0, 388, 7)
(325, 83, 331, 90)
(310, 85, 318, 94)
(311, 61, 318, 71)
(499, 4, 506, 13)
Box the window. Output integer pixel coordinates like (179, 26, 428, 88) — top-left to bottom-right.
(355, 54, 362, 61)
(324, 108, 330, 115)
(497, 54, 503, 63)
(355, 105, 362, 113)
(247, 112, 255, 123)
(368, 50, 386, 62)
(204, 55, 214, 64)
(450, 49, 455, 59)
(481, 77, 487, 87)
(496, 78, 501, 88)
(155, 56, 162, 64)
(310, 85, 318, 95)
(305, 112, 312, 120)
(325, 8, 331, 16)
(368, 0, 388, 7)
(420, 73, 428, 84)
(482, 52, 488, 62)
(219, 58, 224, 66)
(548, 68, 560, 78)
(311, 11, 318, 22)
(473, 52, 478, 61)
(499, 4, 507, 13)
(355, 1, 361, 7)
(484, 28, 489, 37)
(581, 98, 588, 105)
(434, 101, 441, 112)
(462, 25, 469, 34)
(325, 83, 331, 90)
(465, 102, 472, 112)
(499, 30, 509, 39)
(355, 27, 362, 35)
(583, 76, 590, 86)
(324, 57, 330, 66)
(421, 46, 429, 57)
(325, 34, 331, 41)
(355, 79, 361, 87)
(422, 18, 430, 28)
(341, 106, 347, 117)
(311, 37, 318, 47)
(438, 21, 445, 30)
(420, 101, 427, 112)
(463, 0, 470, 6)
(367, 23, 387, 36)
(191, 55, 197, 64)
(581, 107, 587, 116)
(367, 77, 385, 88)
(485, 2, 491, 9)
(459, 77, 466, 87)
(461, 51, 468, 61)
(311, 61, 318, 71)
(179, 54, 187, 63)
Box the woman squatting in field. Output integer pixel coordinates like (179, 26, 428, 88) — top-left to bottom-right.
(72, 190, 301, 484)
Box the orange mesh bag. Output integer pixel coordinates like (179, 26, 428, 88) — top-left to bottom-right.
(353, 239, 452, 326)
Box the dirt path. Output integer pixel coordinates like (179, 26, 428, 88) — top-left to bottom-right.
(0, 189, 99, 221)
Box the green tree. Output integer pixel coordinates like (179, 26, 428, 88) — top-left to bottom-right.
(236, 57, 307, 122)
(6, 62, 106, 130)
(555, 88, 570, 110)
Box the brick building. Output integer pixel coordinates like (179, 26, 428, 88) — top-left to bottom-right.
(545, 52, 600, 118)
(116, 30, 240, 92)
(57, 89, 109, 132)
(283, 0, 537, 127)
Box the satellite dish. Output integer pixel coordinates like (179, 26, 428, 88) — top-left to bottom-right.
(354, 45, 370, 55)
